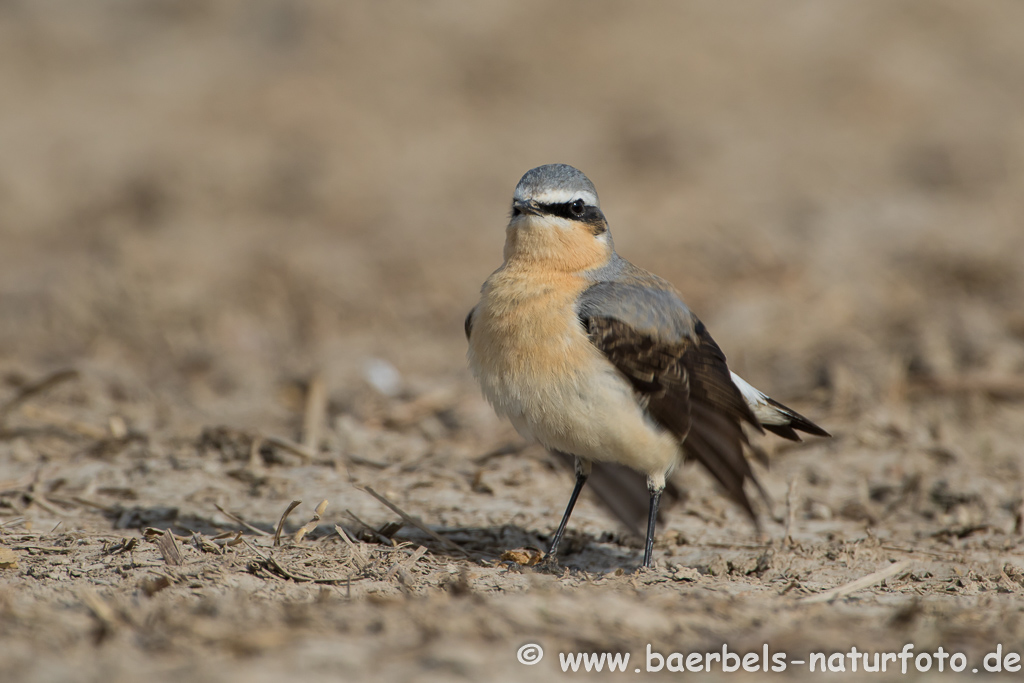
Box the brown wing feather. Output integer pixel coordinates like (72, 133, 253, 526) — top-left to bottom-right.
(586, 316, 766, 523)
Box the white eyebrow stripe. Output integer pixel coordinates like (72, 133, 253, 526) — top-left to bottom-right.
(518, 188, 598, 206)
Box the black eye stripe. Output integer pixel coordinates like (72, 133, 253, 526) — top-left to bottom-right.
(538, 201, 598, 220)
(537, 201, 607, 234)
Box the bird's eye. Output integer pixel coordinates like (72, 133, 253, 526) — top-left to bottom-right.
(570, 199, 586, 216)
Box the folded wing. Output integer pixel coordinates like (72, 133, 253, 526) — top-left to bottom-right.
(578, 277, 766, 522)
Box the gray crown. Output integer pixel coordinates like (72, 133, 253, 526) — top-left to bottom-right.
(513, 164, 600, 206)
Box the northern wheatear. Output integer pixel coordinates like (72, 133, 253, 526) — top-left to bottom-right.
(465, 164, 828, 568)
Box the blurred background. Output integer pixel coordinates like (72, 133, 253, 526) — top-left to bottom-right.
(2, 1, 1023, 434)
(3, 3, 1024, 680)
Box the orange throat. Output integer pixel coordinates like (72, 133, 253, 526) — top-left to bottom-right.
(502, 219, 611, 274)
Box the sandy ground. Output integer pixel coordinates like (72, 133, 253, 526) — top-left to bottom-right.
(2, 2, 1024, 681)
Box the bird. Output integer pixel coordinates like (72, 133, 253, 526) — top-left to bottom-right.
(557, 373, 830, 541)
(464, 164, 829, 568)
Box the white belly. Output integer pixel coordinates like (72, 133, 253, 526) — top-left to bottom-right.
(468, 270, 680, 480)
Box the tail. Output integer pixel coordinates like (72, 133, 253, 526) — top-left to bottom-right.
(729, 372, 831, 441)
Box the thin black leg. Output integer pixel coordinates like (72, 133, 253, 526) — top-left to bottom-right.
(642, 487, 663, 568)
(547, 457, 590, 559)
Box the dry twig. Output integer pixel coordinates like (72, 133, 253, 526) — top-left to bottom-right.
(247, 434, 264, 471)
(0, 475, 36, 493)
(80, 588, 117, 624)
(71, 496, 117, 513)
(214, 503, 271, 536)
(24, 491, 66, 517)
(784, 478, 799, 547)
(156, 529, 183, 566)
(386, 545, 428, 579)
(0, 369, 79, 425)
(302, 374, 326, 453)
(360, 486, 468, 557)
(244, 538, 347, 584)
(79, 588, 118, 642)
(13, 545, 76, 554)
(294, 500, 328, 543)
(334, 525, 370, 570)
(345, 508, 397, 546)
(798, 560, 912, 604)
(211, 530, 244, 548)
(880, 544, 959, 559)
(273, 500, 302, 547)
(263, 434, 316, 463)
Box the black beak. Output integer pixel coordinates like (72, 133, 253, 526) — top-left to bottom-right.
(512, 198, 542, 217)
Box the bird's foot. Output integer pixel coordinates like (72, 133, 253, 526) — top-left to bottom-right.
(536, 553, 565, 574)
(635, 557, 660, 573)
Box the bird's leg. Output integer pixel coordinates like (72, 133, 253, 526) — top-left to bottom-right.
(546, 456, 591, 559)
(642, 476, 665, 568)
